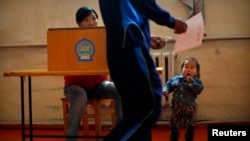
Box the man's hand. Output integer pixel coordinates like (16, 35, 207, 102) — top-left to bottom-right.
(150, 36, 166, 49)
(173, 18, 188, 34)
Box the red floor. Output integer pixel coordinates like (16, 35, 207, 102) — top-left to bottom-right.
(0, 124, 208, 141)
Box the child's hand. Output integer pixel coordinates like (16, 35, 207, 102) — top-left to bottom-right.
(162, 91, 169, 97)
(186, 74, 192, 82)
(162, 91, 169, 101)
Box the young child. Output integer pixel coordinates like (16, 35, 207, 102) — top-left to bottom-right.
(162, 57, 204, 141)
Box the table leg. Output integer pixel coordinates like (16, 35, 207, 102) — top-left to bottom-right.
(20, 76, 25, 141)
(28, 76, 33, 141)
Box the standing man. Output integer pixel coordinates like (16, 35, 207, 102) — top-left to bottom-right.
(99, 0, 187, 140)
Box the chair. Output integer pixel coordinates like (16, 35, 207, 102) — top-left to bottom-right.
(61, 98, 116, 137)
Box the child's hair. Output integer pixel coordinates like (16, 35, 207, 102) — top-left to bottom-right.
(180, 57, 201, 78)
(75, 6, 98, 24)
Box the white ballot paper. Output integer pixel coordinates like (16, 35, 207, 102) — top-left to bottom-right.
(174, 12, 204, 52)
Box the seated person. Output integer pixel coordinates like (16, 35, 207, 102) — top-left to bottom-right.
(63, 6, 123, 141)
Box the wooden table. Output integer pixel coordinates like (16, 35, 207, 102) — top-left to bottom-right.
(3, 67, 163, 141)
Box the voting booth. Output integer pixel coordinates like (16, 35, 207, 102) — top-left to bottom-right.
(47, 27, 108, 71)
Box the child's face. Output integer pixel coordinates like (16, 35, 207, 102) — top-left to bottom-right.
(182, 60, 198, 78)
(78, 12, 98, 28)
